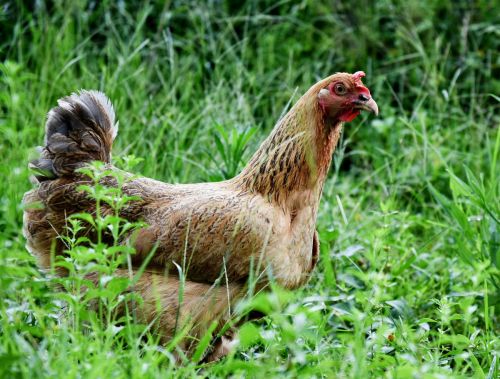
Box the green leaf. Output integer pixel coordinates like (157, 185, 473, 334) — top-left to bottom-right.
(238, 322, 262, 349)
(70, 213, 96, 227)
(191, 321, 218, 362)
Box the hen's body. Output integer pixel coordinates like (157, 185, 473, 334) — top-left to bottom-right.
(23, 73, 377, 359)
(25, 167, 320, 287)
(129, 179, 319, 287)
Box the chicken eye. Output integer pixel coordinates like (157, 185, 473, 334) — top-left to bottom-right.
(334, 83, 347, 95)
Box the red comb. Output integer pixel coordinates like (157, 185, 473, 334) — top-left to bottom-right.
(353, 71, 366, 81)
(353, 71, 370, 94)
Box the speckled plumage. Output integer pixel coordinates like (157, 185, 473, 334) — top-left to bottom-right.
(23, 73, 377, 359)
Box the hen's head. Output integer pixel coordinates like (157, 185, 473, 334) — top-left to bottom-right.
(316, 71, 378, 122)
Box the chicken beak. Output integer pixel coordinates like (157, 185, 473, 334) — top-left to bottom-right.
(357, 97, 379, 116)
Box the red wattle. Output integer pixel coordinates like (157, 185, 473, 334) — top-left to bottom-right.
(339, 109, 360, 122)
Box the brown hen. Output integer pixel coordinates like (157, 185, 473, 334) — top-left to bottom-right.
(23, 72, 378, 359)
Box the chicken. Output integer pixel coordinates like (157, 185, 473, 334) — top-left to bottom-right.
(23, 71, 378, 359)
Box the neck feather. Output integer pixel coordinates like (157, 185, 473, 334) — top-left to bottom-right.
(234, 92, 343, 207)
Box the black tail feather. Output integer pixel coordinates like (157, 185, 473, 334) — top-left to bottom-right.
(31, 90, 118, 181)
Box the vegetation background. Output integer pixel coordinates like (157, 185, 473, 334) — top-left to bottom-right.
(0, 0, 498, 377)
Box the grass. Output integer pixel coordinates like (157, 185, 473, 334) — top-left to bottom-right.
(0, 0, 498, 377)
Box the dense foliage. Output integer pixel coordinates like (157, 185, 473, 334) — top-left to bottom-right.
(1, 1, 498, 377)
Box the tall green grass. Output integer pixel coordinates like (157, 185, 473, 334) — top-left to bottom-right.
(0, 1, 498, 377)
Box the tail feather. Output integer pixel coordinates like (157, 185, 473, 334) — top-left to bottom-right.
(30, 90, 118, 181)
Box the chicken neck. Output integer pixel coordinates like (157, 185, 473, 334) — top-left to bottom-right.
(234, 90, 343, 214)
